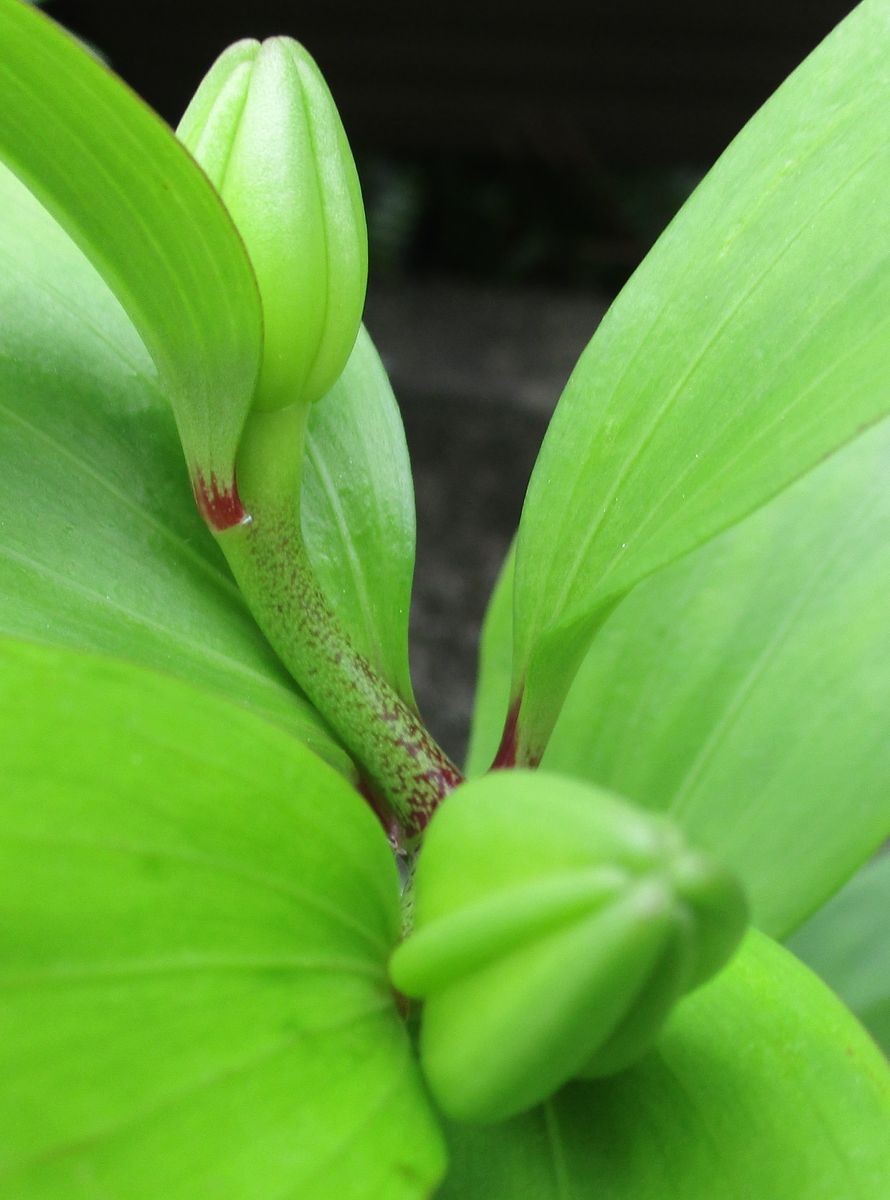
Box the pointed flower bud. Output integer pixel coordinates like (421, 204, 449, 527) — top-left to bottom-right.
(178, 37, 367, 412)
(390, 771, 747, 1124)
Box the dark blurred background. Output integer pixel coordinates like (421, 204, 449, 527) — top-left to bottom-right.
(54, 1, 856, 288)
(51, 0, 857, 759)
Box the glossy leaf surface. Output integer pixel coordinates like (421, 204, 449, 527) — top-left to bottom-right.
(512, 0, 890, 759)
(541, 420, 890, 936)
(789, 854, 890, 1054)
(304, 326, 416, 703)
(0, 639, 445, 1199)
(0, 0, 261, 481)
(440, 931, 890, 1199)
(470, 423, 890, 936)
(0, 163, 349, 773)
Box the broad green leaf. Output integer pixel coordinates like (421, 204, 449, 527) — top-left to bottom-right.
(439, 931, 890, 1198)
(0, 0, 261, 483)
(0, 638, 445, 1199)
(541, 420, 890, 937)
(304, 326, 417, 703)
(789, 854, 890, 1054)
(0, 163, 350, 774)
(511, 0, 890, 760)
(0, 5, 414, 705)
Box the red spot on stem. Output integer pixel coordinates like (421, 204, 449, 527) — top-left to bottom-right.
(193, 469, 248, 532)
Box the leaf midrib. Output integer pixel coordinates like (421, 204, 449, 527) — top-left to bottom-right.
(545, 139, 885, 634)
(0, 955, 384, 989)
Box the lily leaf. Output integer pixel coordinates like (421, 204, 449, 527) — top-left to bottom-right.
(0, 0, 262, 486)
(466, 546, 515, 777)
(541, 419, 890, 937)
(789, 854, 890, 1054)
(0, 162, 350, 774)
(0, 638, 445, 1199)
(511, 0, 890, 761)
(439, 931, 890, 1198)
(304, 326, 417, 704)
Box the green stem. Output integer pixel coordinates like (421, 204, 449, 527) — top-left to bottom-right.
(214, 403, 462, 844)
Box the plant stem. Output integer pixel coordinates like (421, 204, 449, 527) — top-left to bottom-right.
(212, 403, 462, 844)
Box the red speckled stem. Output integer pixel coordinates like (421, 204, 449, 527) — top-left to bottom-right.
(206, 405, 462, 844)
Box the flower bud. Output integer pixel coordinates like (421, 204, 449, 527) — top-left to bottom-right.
(389, 771, 747, 1124)
(178, 38, 367, 411)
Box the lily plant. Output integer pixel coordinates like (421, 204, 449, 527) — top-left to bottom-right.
(0, 0, 888, 1196)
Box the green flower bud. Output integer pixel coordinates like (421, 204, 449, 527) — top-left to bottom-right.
(390, 771, 747, 1124)
(178, 37, 367, 411)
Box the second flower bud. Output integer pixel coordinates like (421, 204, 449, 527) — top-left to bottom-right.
(390, 770, 748, 1123)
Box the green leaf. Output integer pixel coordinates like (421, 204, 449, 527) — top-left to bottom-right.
(0, 163, 350, 774)
(304, 326, 417, 703)
(0, 638, 445, 1198)
(466, 546, 514, 776)
(0, 0, 262, 483)
(511, 0, 890, 760)
(439, 930, 890, 1198)
(541, 420, 890, 937)
(789, 854, 890, 1054)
